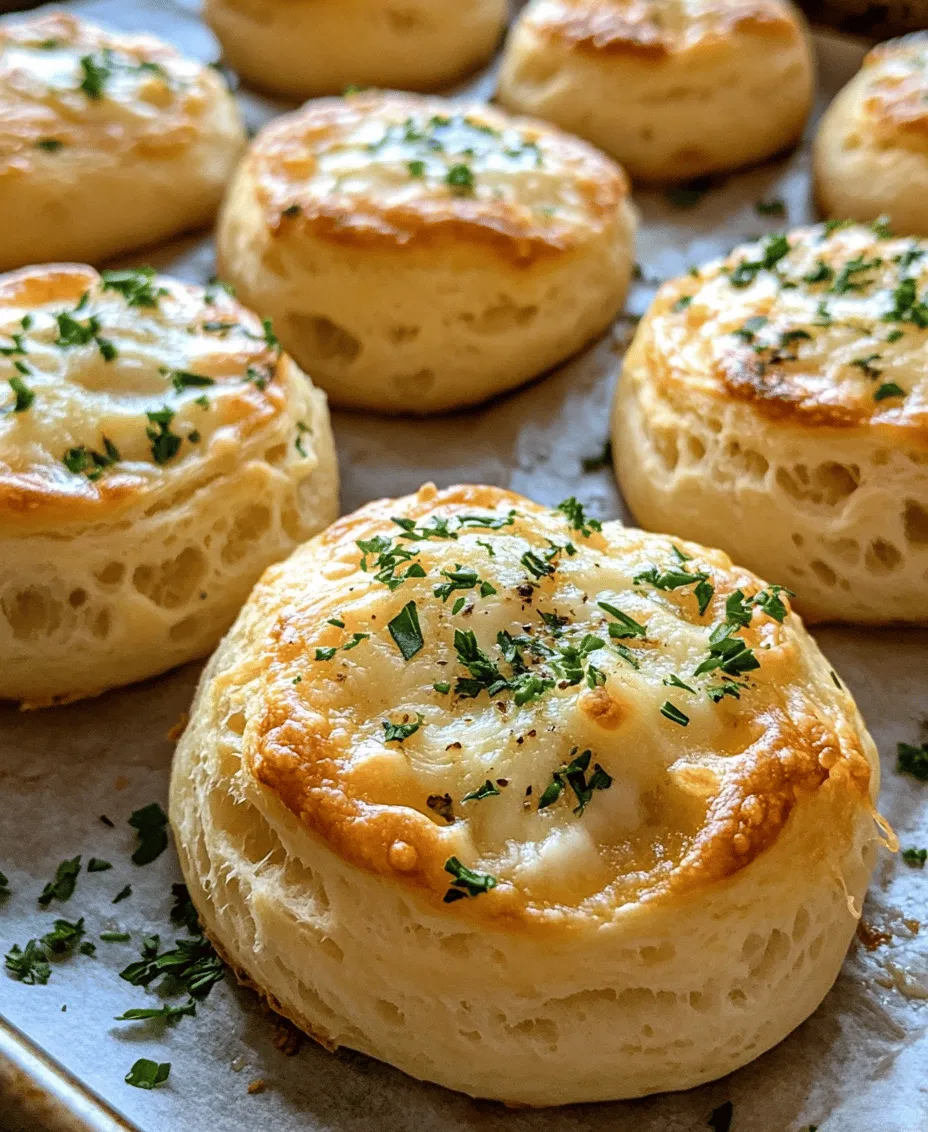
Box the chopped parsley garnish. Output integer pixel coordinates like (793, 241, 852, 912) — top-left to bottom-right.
(0, 871, 9, 898)
(556, 497, 602, 537)
(874, 382, 905, 402)
(358, 535, 426, 590)
(850, 354, 882, 379)
(35, 138, 64, 152)
(454, 629, 509, 698)
(38, 856, 81, 906)
(125, 1059, 171, 1090)
(62, 437, 120, 481)
(168, 369, 214, 392)
(128, 802, 169, 866)
(672, 295, 693, 312)
(664, 674, 696, 692)
(119, 932, 224, 1000)
(101, 268, 166, 308)
(262, 318, 280, 351)
(295, 419, 310, 457)
(598, 601, 647, 639)
(634, 562, 713, 616)
(100, 931, 132, 943)
(803, 260, 834, 285)
(5, 940, 51, 985)
(408, 159, 426, 178)
(830, 255, 881, 295)
(446, 164, 475, 195)
(538, 749, 612, 815)
(55, 303, 115, 361)
(755, 198, 786, 217)
(8, 375, 33, 412)
(902, 848, 926, 868)
(728, 234, 790, 288)
(78, 52, 112, 99)
(883, 277, 928, 327)
(112, 884, 132, 904)
(327, 618, 345, 628)
(443, 856, 498, 902)
(315, 647, 337, 661)
(693, 621, 760, 677)
(382, 715, 422, 743)
(116, 1000, 196, 1025)
(433, 681, 451, 694)
(146, 407, 182, 464)
(660, 701, 690, 726)
(897, 742, 928, 781)
(388, 600, 424, 660)
(433, 564, 496, 603)
(87, 857, 112, 872)
(462, 780, 501, 802)
(521, 549, 557, 579)
(40, 917, 86, 956)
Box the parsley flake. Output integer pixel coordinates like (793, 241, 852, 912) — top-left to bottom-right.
(101, 268, 166, 308)
(382, 715, 422, 744)
(538, 749, 612, 815)
(462, 780, 501, 802)
(388, 600, 424, 660)
(443, 857, 497, 902)
(556, 497, 602, 537)
(661, 701, 690, 726)
(125, 1059, 171, 1090)
(128, 803, 169, 866)
(38, 856, 81, 906)
(5, 940, 51, 985)
(897, 742, 928, 781)
(8, 375, 34, 412)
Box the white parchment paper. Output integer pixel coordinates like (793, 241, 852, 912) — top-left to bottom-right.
(0, 4, 926, 1130)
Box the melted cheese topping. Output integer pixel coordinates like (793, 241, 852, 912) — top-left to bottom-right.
(249, 91, 629, 255)
(860, 33, 928, 152)
(650, 224, 928, 435)
(520, 0, 799, 57)
(0, 265, 291, 527)
(245, 485, 872, 921)
(0, 13, 228, 166)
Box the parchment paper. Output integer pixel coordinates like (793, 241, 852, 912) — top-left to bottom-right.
(0, 4, 926, 1130)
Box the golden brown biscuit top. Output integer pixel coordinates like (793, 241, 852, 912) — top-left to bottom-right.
(858, 33, 928, 153)
(234, 484, 873, 928)
(0, 12, 234, 170)
(648, 224, 928, 438)
(518, 0, 802, 58)
(0, 264, 302, 532)
(245, 91, 630, 261)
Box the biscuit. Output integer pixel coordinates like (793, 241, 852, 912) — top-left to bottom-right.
(613, 222, 928, 624)
(0, 264, 338, 705)
(0, 13, 245, 272)
(203, 0, 508, 99)
(169, 482, 885, 1105)
(814, 33, 928, 237)
(497, 0, 815, 183)
(216, 90, 636, 414)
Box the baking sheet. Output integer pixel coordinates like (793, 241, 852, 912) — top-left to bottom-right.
(1, 3, 927, 1130)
